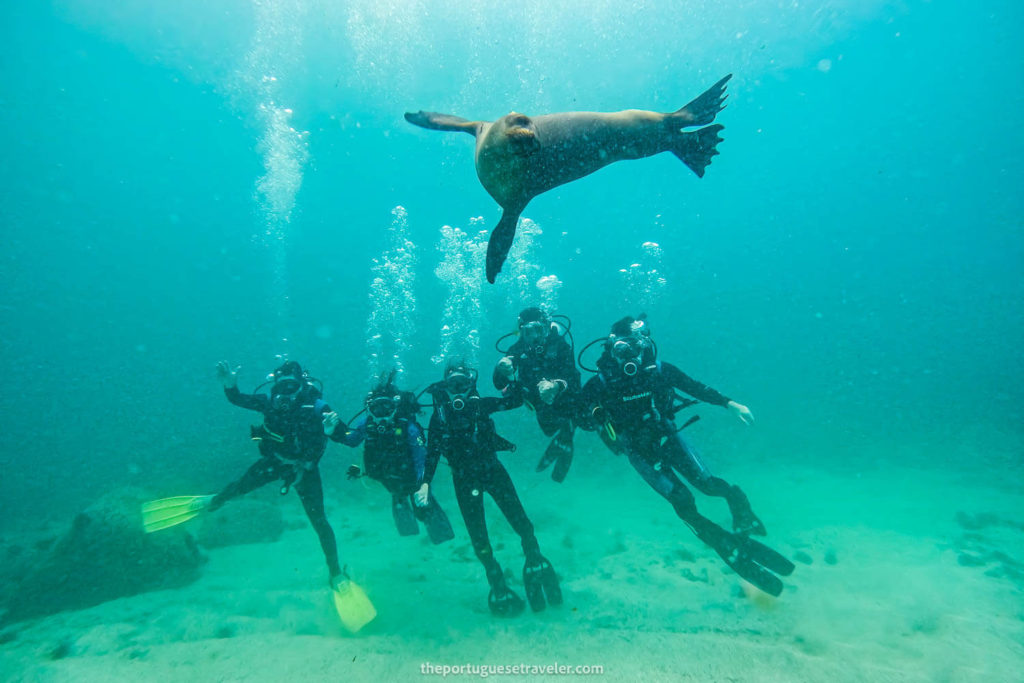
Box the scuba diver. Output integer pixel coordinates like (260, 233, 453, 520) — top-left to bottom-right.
(425, 361, 562, 616)
(141, 360, 375, 633)
(324, 370, 455, 545)
(577, 316, 795, 596)
(493, 307, 581, 483)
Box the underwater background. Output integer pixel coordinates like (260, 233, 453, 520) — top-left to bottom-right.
(1, 0, 1022, 679)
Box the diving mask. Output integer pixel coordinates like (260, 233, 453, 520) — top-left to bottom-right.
(444, 370, 476, 411)
(271, 377, 304, 410)
(368, 395, 399, 420)
(520, 320, 549, 347)
(610, 337, 645, 377)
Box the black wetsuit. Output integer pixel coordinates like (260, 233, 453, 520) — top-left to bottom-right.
(493, 328, 581, 481)
(493, 330, 580, 435)
(426, 388, 543, 586)
(211, 386, 341, 578)
(576, 345, 794, 597)
(579, 356, 760, 549)
(337, 414, 454, 544)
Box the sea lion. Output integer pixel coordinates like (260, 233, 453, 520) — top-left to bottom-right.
(405, 74, 732, 283)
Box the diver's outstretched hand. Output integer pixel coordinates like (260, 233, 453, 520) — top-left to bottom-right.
(323, 411, 342, 436)
(727, 400, 754, 425)
(216, 361, 239, 389)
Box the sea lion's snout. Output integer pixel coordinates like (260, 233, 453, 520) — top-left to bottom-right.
(503, 112, 540, 155)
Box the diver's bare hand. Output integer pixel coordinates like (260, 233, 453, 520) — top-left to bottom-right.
(727, 401, 754, 425)
(537, 379, 558, 405)
(537, 379, 567, 405)
(216, 361, 239, 388)
(323, 411, 342, 435)
(497, 356, 515, 380)
(414, 483, 430, 507)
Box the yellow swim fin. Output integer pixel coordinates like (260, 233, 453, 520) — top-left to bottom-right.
(332, 577, 377, 633)
(141, 495, 214, 533)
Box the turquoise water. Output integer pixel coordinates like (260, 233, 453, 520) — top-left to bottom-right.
(1, 0, 1021, 631)
(3, 0, 1021, 527)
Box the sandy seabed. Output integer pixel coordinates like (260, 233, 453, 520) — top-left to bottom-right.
(1, 435, 1021, 683)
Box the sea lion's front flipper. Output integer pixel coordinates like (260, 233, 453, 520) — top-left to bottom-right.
(673, 74, 732, 127)
(404, 111, 482, 136)
(486, 209, 523, 284)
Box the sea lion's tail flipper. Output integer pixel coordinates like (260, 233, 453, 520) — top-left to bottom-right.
(673, 74, 732, 127)
(486, 210, 522, 284)
(673, 124, 724, 178)
(404, 111, 482, 136)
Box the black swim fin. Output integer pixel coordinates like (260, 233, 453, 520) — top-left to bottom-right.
(695, 519, 792, 597)
(739, 536, 795, 577)
(487, 576, 525, 617)
(549, 429, 575, 483)
(721, 547, 785, 597)
(488, 585, 525, 616)
(733, 511, 767, 537)
(713, 534, 794, 597)
(536, 427, 574, 481)
(416, 495, 455, 545)
(523, 556, 562, 612)
(729, 486, 768, 537)
(690, 515, 791, 596)
(535, 444, 559, 473)
(392, 496, 420, 537)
